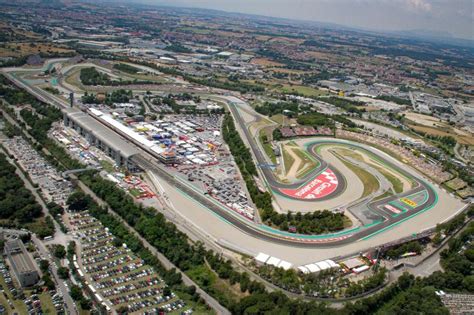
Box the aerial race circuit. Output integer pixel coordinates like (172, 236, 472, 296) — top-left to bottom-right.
(220, 99, 439, 245)
(1, 60, 465, 261)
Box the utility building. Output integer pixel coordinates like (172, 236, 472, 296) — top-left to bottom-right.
(4, 239, 39, 287)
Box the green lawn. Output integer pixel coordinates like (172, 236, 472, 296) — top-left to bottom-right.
(340, 160, 379, 197)
(0, 293, 13, 314)
(282, 146, 295, 173)
(186, 264, 247, 306)
(377, 168, 404, 194)
(99, 160, 116, 173)
(39, 292, 57, 315)
(292, 147, 319, 178)
(332, 150, 380, 198)
(0, 274, 27, 314)
(275, 84, 329, 97)
(259, 129, 277, 164)
(270, 114, 285, 124)
(374, 191, 393, 201)
(343, 216, 353, 228)
(129, 188, 142, 197)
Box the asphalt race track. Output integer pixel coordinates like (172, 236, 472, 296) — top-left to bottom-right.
(221, 100, 439, 245)
(2, 65, 446, 248)
(128, 99, 440, 247)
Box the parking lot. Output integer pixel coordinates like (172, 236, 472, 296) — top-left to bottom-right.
(67, 211, 189, 314)
(177, 163, 255, 220)
(79, 107, 256, 220)
(3, 136, 73, 206)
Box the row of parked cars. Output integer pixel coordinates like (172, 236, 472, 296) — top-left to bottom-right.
(69, 211, 190, 313)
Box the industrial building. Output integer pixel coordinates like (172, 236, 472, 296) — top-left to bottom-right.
(4, 239, 39, 287)
(63, 107, 140, 170)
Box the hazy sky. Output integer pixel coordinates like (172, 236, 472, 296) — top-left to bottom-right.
(140, 0, 473, 40)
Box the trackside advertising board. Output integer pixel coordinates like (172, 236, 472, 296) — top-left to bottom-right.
(279, 169, 338, 200)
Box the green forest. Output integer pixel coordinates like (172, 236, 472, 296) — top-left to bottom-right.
(0, 153, 54, 238)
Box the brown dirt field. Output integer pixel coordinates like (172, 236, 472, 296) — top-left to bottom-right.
(407, 124, 474, 145)
(0, 42, 73, 58)
(255, 35, 271, 41)
(215, 30, 245, 38)
(265, 67, 307, 74)
(404, 112, 443, 126)
(305, 51, 331, 60)
(364, 106, 381, 112)
(250, 58, 284, 67)
(268, 37, 305, 44)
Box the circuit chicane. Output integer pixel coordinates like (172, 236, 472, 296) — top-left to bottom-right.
(381, 190, 428, 217)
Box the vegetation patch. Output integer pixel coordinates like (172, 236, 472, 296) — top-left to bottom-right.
(113, 62, 141, 74)
(293, 146, 319, 178)
(332, 149, 379, 198)
(258, 129, 276, 164)
(274, 84, 328, 97)
(282, 145, 295, 173)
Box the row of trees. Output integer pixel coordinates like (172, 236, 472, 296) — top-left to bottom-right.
(320, 96, 366, 114)
(254, 101, 355, 129)
(134, 60, 266, 93)
(255, 262, 386, 298)
(222, 113, 346, 234)
(79, 67, 152, 86)
(113, 63, 140, 74)
(80, 67, 111, 85)
(82, 89, 133, 105)
(296, 112, 335, 127)
(255, 101, 301, 117)
(383, 240, 424, 259)
(0, 153, 42, 223)
(375, 95, 412, 106)
(0, 151, 54, 238)
(1, 75, 82, 170)
(165, 44, 192, 53)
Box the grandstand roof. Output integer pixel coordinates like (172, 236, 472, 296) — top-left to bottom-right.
(64, 108, 139, 158)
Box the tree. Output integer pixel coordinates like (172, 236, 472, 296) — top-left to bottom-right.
(39, 259, 49, 273)
(57, 267, 69, 279)
(80, 298, 92, 310)
(53, 244, 66, 259)
(67, 241, 76, 257)
(163, 286, 171, 297)
(66, 191, 92, 211)
(69, 285, 83, 301)
(42, 273, 55, 290)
